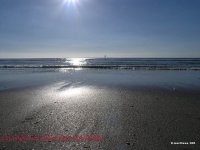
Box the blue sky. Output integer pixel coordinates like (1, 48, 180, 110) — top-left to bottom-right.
(0, 0, 200, 58)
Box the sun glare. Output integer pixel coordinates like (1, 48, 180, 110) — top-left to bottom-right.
(64, 0, 79, 5)
(59, 86, 93, 100)
(68, 58, 86, 66)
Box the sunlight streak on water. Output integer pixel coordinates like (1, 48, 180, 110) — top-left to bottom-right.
(67, 58, 87, 66)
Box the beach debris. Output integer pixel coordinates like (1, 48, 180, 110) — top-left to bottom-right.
(157, 127, 161, 132)
(126, 142, 131, 145)
(130, 105, 134, 108)
(83, 145, 90, 148)
(25, 116, 34, 121)
(22, 116, 34, 123)
(71, 144, 76, 147)
(33, 121, 39, 125)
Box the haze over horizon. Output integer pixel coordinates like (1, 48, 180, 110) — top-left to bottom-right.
(0, 0, 200, 58)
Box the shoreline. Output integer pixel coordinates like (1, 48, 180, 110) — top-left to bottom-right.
(1, 69, 200, 91)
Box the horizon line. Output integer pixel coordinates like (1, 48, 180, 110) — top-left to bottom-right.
(0, 57, 200, 59)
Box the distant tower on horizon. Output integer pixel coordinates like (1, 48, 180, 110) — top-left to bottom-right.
(104, 55, 107, 59)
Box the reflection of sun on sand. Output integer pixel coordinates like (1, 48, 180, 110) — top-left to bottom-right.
(1, 74, 200, 149)
(56, 81, 93, 101)
(59, 86, 92, 98)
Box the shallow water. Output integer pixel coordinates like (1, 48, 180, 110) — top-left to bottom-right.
(0, 68, 200, 91)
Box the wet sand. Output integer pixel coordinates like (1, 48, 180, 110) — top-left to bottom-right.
(0, 82, 200, 150)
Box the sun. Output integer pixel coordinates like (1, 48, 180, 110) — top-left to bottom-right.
(64, 0, 79, 5)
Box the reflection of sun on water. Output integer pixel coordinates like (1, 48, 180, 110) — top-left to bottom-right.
(69, 58, 86, 66)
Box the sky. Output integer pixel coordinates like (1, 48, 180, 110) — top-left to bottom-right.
(0, 0, 200, 58)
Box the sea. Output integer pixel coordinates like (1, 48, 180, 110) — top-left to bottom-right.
(0, 58, 200, 70)
(1, 58, 200, 90)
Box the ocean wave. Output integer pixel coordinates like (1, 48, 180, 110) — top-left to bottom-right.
(1, 65, 200, 70)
